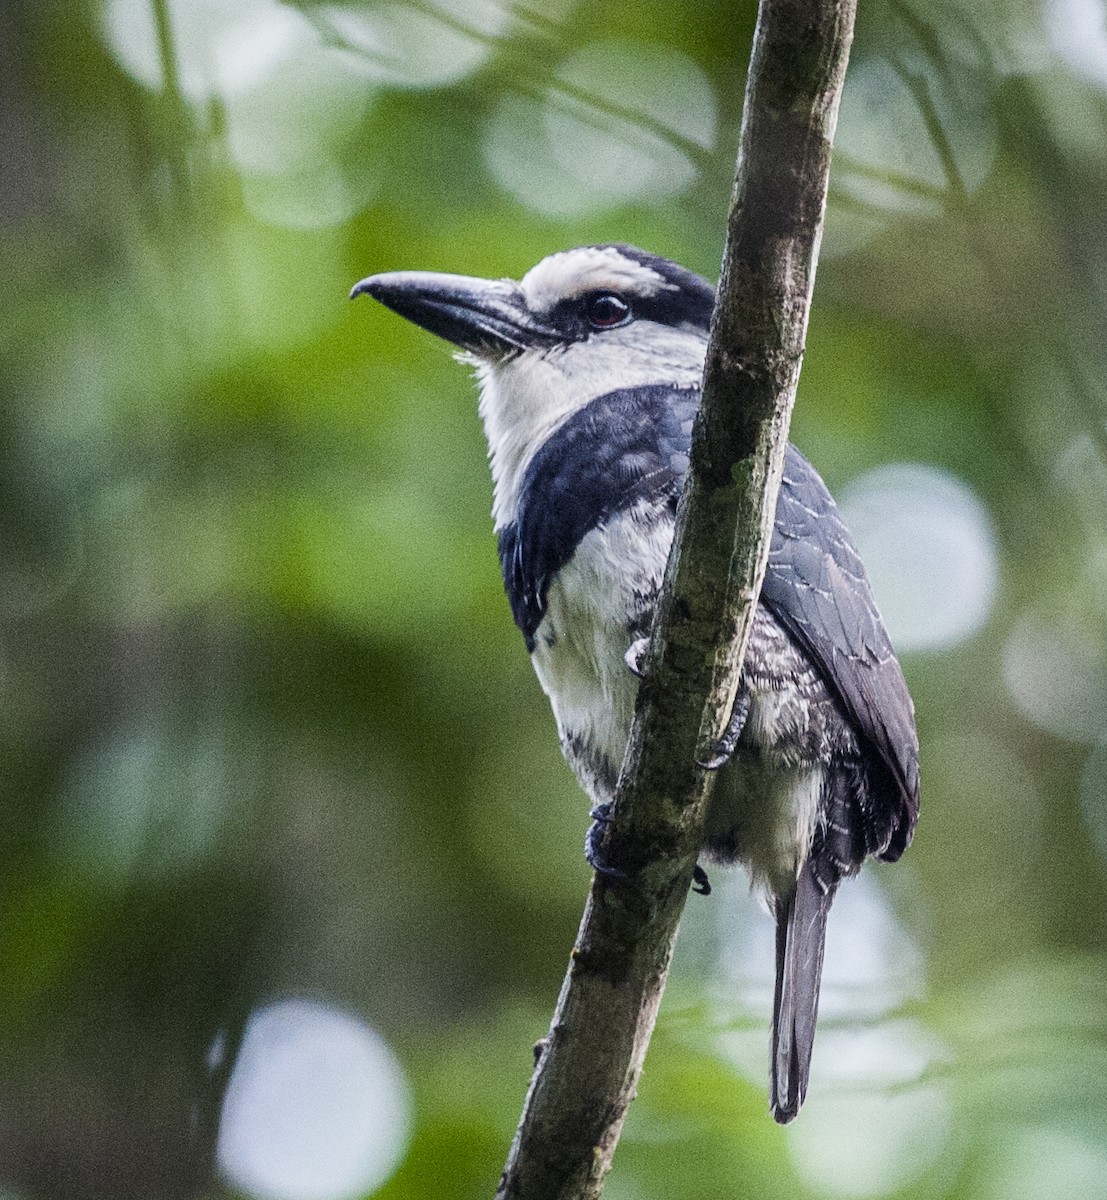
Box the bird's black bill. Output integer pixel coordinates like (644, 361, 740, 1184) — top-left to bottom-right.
(350, 270, 558, 359)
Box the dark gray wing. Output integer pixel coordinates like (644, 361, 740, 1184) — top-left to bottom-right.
(760, 445, 919, 860)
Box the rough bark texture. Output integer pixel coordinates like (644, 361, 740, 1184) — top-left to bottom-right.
(495, 2, 856, 1197)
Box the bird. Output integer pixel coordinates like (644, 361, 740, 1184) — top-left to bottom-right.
(351, 243, 919, 1123)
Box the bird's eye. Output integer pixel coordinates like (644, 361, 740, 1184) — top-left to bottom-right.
(585, 292, 631, 329)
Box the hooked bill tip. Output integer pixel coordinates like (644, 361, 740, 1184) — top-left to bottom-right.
(349, 276, 379, 302)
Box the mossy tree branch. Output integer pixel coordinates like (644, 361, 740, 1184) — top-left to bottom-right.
(495, 1, 857, 1197)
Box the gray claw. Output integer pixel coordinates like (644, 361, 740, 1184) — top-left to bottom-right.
(697, 690, 750, 770)
(624, 637, 650, 678)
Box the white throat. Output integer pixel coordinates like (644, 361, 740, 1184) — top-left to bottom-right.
(474, 322, 708, 529)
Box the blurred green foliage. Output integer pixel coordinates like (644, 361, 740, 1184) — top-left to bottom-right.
(2, 0, 1107, 1198)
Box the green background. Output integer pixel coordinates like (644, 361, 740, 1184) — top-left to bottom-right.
(2, 0, 1106, 1197)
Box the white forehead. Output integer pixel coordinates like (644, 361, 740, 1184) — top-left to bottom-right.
(519, 246, 676, 313)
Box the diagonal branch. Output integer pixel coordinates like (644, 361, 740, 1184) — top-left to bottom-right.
(495, 1, 857, 1197)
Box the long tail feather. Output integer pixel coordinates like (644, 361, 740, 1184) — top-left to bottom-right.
(770, 862, 834, 1123)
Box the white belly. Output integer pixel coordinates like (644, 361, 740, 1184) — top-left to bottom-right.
(526, 507, 832, 892)
(528, 503, 671, 794)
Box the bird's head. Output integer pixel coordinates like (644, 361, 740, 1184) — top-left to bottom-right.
(351, 244, 715, 525)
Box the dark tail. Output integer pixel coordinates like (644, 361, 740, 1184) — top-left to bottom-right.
(770, 862, 835, 1124)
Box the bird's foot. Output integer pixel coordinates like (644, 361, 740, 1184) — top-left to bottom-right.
(692, 865, 712, 895)
(585, 802, 628, 881)
(697, 690, 751, 770)
(624, 638, 650, 678)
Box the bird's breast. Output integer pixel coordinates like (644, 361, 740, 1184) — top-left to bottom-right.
(523, 506, 862, 895)
(528, 501, 672, 801)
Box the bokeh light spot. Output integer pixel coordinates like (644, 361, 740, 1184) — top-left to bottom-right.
(101, 0, 512, 100)
(837, 57, 995, 204)
(838, 462, 999, 653)
(713, 874, 930, 1091)
(218, 11, 373, 173)
(322, 0, 511, 90)
(237, 158, 376, 231)
(485, 41, 716, 216)
(716, 873, 924, 1026)
(217, 13, 378, 228)
(101, 0, 380, 228)
(101, 0, 283, 104)
(218, 998, 412, 1200)
(826, 53, 997, 255)
(213, 3, 313, 97)
(1047, 0, 1107, 88)
(713, 872, 949, 1194)
(1004, 608, 1107, 743)
(786, 1080, 954, 1198)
